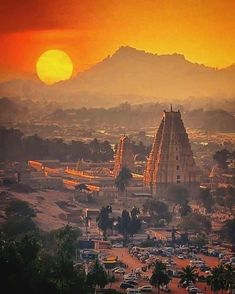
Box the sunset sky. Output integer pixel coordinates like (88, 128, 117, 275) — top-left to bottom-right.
(0, 0, 235, 82)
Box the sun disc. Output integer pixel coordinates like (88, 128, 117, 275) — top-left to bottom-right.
(36, 49, 73, 85)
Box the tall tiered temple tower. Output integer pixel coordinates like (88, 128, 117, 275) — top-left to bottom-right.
(144, 107, 200, 197)
(113, 135, 134, 177)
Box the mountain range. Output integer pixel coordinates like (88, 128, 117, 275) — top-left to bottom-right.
(0, 46, 235, 108)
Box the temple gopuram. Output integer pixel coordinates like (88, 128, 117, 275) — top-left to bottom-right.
(144, 107, 200, 198)
(113, 135, 134, 177)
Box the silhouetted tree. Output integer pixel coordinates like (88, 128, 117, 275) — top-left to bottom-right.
(213, 149, 230, 168)
(180, 265, 197, 285)
(96, 205, 113, 240)
(150, 261, 170, 294)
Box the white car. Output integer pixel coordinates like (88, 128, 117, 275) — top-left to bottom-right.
(114, 268, 125, 274)
(124, 274, 138, 280)
(138, 285, 153, 292)
(112, 242, 123, 248)
(126, 289, 141, 294)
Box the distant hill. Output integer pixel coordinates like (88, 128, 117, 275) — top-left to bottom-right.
(0, 46, 235, 107)
(45, 103, 235, 132)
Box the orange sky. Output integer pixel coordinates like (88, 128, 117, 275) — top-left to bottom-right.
(0, 0, 235, 81)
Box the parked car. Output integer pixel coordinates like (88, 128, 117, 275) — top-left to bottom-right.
(111, 266, 123, 272)
(120, 282, 134, 289)
(126, 288, 141, 294)
(138, 285, 153, 292)
(124, 280, 138, 286)
(114, 268, 125, 274)
(112, 242, 123, 248)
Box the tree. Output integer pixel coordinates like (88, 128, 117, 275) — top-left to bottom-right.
(116, 208, 141, 245)
(179, 212, 212, 234)
(6, 200, 35, 218)
(166, 185, 189, 213)
(179, 202, 192, 217)
(207, 264, 226, 294)
(55, 225, 81, 259)
(191, 233, 208, 249)
(180, 265, 197, 285)
(199, 188, 213, 213)
(221, 218, 235, 245)
(115, 166, 133, 204)
(116, 209, 131, 245)
(86, 259, 108, 290)
(223, 263, 235, 292)
(143, 199, 172, 226)
(96, 205, 113, 240)
(213, 149, 230, 168)
(150, 261, 170, 294)
(128, 207, 141, 236)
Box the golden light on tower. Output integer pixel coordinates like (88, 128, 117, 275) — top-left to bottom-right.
(36, 49, 73, 85)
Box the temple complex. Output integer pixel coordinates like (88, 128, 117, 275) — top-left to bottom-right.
(113, 135, 134, 177)
(144, 107, 200, 197)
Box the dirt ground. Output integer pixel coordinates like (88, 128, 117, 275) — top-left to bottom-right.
(105, 248, 221, 294)
(0, 188, 84, 231)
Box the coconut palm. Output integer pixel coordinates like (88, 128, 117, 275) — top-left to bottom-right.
(180, 265, 197, 285)
(115, 166, 132, 206)
(150, 261, 170, 294)
(207, 264, 226, 294)
(224, 263, 235, 292)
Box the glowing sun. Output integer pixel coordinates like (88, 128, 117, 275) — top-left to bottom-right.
(36, 49, 73, 85)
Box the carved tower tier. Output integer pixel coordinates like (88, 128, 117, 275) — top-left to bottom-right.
(144, 108, 200, 197)
(113, 135, 134, 177)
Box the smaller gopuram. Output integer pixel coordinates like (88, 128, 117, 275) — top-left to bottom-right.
(113, 135, 134, 177)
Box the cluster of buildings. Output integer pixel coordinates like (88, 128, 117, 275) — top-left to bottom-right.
(2, 108, 233, 202)
(23, 109, 201, 200)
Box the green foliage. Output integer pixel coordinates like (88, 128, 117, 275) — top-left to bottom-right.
(2, 216, 37, 239)
(213, 149, 230, 168)
(6, 199, 35, 218)
(150, 261, 170, 294)
(143, 199, 172, 226)
(207, 264, 231, 293)
(215, 186, 235, 213)
(180, 265, 197, 284)
(199, 188, 213, 213)
(221, 218, 235, 245)
(86, 259, 108, 289)
(96, 205, 113, 239)
(191, 233, 208, 248)
(166, 185, 189, 212)
(55, 225, 81, 259)
(115, 166, 133, 193)
(0, 128, 114, 162)
(116, 207, 141, 244)
(179, 202, 192, 217)
(0, 228, 87, 294)
(179, 212, 212, 234)
(2, 199, 37, 239)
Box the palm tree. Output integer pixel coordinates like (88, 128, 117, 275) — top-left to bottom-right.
(207, 264, 226, 294)
(180, 265, 197, 286)
(150, 261, 170, 294)
(224, 263, 235, 292)
(115, 166, 132, 207)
